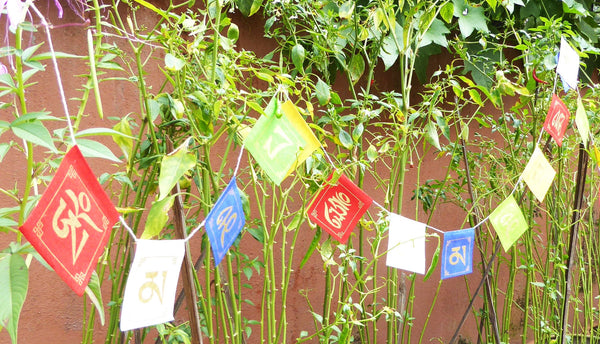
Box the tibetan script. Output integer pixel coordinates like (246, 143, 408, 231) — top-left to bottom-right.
(20, 146, 119, 295)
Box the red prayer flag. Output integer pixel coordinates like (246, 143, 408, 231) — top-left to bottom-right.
(307, 173, 373, 243)
(20, 146, 119, 295)
(543, 94, 570, 146)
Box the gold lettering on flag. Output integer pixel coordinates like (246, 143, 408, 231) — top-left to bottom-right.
(51, 189, 103, 264)
(323, 192, 352, 229)
(216, 205, 238, 246)
(139, 271, 167, 304)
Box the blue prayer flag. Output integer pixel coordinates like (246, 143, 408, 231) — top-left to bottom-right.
(205, 177, 246, 266)
(441, 228, 475, 279)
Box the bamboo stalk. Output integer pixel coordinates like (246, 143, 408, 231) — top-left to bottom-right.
(560, 143, 589, 344)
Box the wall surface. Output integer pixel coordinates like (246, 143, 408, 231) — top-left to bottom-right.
(0, 3, 518, 344)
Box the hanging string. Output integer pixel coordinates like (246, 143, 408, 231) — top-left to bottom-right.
(30, 4, 77, 146)
(184, 219, 205, 243)
(233, 144, 245, 176)
(119, 216, 138, 242)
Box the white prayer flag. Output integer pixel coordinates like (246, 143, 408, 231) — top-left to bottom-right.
(556, 37, 580, 91)
(386, 213, 426, 274)
(120, 239, 185, 331)
(521, 146, 556, 203)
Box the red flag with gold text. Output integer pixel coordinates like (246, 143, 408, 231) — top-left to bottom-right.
(20, 146, 119, 295)
(543, 94, 570, 146)
(307, 173, 372, 243)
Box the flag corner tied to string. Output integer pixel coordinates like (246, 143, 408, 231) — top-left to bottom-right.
(521, 145, 556, 203)
(441, 227, 475, 279)
(205, 176, 246, 266)
(386, 213, 426, 274)
(489, 194, 528, 252)
(556, 36, 580, 92)
(120, 239, 185, 332)
(19, 145, 119, 296)
(543, 94, 570, 147)
(307, 172, 373, 244)
(244, 98, 320, 185)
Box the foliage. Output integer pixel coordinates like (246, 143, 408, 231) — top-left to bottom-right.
(1, 0, 600, 343)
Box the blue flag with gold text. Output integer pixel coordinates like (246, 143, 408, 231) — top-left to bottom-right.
(205, 177, 246, 266)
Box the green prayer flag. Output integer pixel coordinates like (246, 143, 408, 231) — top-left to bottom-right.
(489, 195, 528, 251)
(245, 99, 320, 185)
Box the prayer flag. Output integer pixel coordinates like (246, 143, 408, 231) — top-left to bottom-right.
(543, 94, 570, 146)
(521, 146, 555, 202)
(489, 195, 528, 251)
(575, 97, 590, 147)
(386, 213, 426, 274)
(556, 37, 580, 91)
(244, 99, 320, 185)
(19, 146, 119, 295)
(307, 173, 373, 243)
(441, 228, 475, 279)
(205, 177, 246, 266)
(120, 239, 185, 331)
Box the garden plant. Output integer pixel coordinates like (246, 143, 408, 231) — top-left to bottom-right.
(1, 0, 600, 343)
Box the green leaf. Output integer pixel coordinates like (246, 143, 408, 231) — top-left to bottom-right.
(234, 0, 263, 17)
(77, 139, 121, 162)
(141, 195, 176, 239)
(424, 234, 440, 281)
(366, 144, 378, 162)
(352, 123, 364, 142)
(348, 54, 365, 84)
(338, 129, 353, 149)
(299, 228, 321, 269)
(158, 140, 197, 201)
(0, 253, 28, 344)
(291, 44, 305, 73)
(420, 19, 449, 48)
(84, 271, 105, 326)
(227, 23, 239, 43)
(165, 53, 185, 71)
(440, 2, 454, 23)
(339, 0, 355, 19)
(315, 78, 331, 106)
(425, 122, 441, 150)
(0, 143, 10, 162)
(247, 227, 265, 243)
(113, 117, 134, 160)
(453, 0, 489, 38)
(11, 120, 57, 153)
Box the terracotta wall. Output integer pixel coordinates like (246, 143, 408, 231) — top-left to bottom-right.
(0, 3, 516, 343)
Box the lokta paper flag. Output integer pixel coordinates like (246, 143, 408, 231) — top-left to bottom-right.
(441, 228, 474, 279)
(386, 213, 426, 274)
(575, 97, 590, 146)
(19, 146, 119, 295)
(205, 177, 246, 266)
(120, 239, 185, 331)
(543, 94, 570, 146)
(556, 36, 580, 91)
(307, 173, 373, 243)
(521, 146, 555, 202)
(244, 99, 320, 185)
(489, 195, 528, 251)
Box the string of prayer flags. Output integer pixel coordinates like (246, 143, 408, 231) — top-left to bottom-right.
(307, 172, 373, 243)
(521, 146, 556, 202)
(441, 228, 475, 279)
(386, 214, 426, 274)
(556, 36, 580, 92)
(120, 239, 185, 331)
(575, 96, 590, 147)
(204, 177, 246, 266)
(244, 98, 320, 185)
(489, 195, 528, 251)
(543, 94, 570, 146)
(19, 146, 119, 295)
